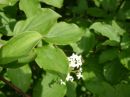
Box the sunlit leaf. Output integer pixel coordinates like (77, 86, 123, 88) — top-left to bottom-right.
(40, 0, 63, 8)
(0, 0, 18, 9)
(35, 45, 69, 77)
(13, 8, 61, 35)
(19, 0, 41, 18)
(0, 31, 42, 64)
(44, 22, 83, 45)
(90, 22, 120, 42)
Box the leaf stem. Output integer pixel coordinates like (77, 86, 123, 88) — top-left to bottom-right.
(0, 76, 31, 97)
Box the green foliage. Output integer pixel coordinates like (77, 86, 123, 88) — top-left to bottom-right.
(0, 0, 130, 97)
(35, 45, 69, 77)
(40, 0, 64, 8)
(14, 8, 61, 35)
(19, 0, 41, 18)
(33, 73, 66, 97)
(0, 31, 42, 65)
(90, 22, 120, 42)
(6, 64, 32, 92)
(44, 22, 83, 45)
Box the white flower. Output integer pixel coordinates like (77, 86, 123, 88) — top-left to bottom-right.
(76, 72, 83, 79)
(68, 53, 82, 68)
(61, 53, 83, 83)
(66, 73, 74, 82)
(79, 67, 82, 72)
(60, 79, 66, 85)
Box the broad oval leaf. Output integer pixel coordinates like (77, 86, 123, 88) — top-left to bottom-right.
(116, 84, 130, 97)
(19, 0, 41, 18)
(83, 63, 116, 97)
(35, 45, 69, 77)
(0, 31, 42, 65)
(99, 49, 118, 64)
(44, 22, 83, 45)
(40, 0, 63, 8)
(0, 0, 18, 9)
(6, 64, 32, 92)
(33, 73, 66, 97)
(90, 22, 120, 42)
(103, 61, 128, 84)
(85, 79, 116, 97)
(72, 29, 95, 54)
(18, 49, 36, 64)
(13, 8, 61, 35)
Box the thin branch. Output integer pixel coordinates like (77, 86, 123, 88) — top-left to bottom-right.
(0, 76, 31, 97)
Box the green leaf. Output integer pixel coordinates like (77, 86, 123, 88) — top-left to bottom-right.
(44, 22, 83, 45)
(125, 10, 130, 19)
(102, 40, 119, 46)
(0, 0, 18, 9)
(70, 43, 83, 54)
(35, 45, 69, 77)
(103, 61, 128, 84)
(93, 0, 101, 7)
(6, 64, 32, 92)
(40, 0, 63, 8)
(83, 60, 116, 97)
(99, 49, 118, 64)
(18, 49, 36, 64)
(85, 79, 116, 97)
(120, 1, 130, 19)
(0, 12, 16, 36)
(0, 91, 6, 97)
(121, 33, 130, 49)
(115, 84, 130, 97)
(70, 29, 95, 54)
(83, 68, 116, 97)
(90, 22, 120, 42)
(112, 20, 125, 36)
(101, 0, 118, 11)
(33, 73, 66, 97)
(13, 8, 61, 35)
(87, 7, 107, 17)
(78, 29, 95, 54)
(66, 82, 77, 97)
(0, 31, 42, 65)
(72, 0, 88, 14)
(120, 48, 130, 70)
(19, 0, 41, 18)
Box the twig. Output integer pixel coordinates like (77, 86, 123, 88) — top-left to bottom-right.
(0, 76, 31, 97)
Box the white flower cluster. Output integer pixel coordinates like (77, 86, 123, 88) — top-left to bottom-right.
(60, 53, 83, 85)
(68, 53, 82, 68)
(66, 73, 74, 82)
